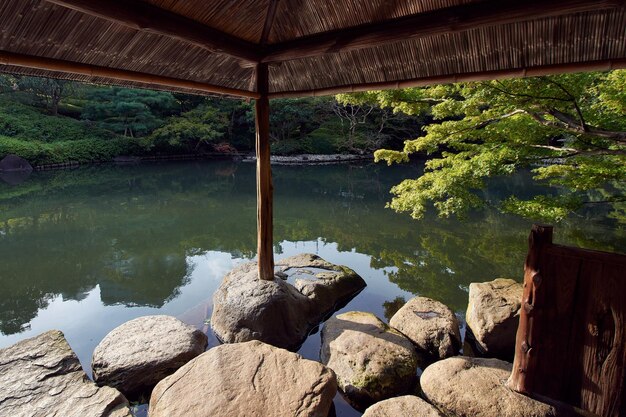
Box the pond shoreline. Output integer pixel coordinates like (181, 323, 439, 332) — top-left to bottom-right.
(32, 153, 374, 171)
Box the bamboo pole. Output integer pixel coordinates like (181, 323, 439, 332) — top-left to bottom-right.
(255, 63, 275, 280)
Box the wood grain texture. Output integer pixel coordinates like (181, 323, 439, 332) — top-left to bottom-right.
(255, 63, 274, 281)
(509, 225, 626, 417)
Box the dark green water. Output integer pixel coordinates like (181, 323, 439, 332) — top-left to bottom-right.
(0, 161, 623, 416)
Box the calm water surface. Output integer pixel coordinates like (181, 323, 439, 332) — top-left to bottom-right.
(0, 161, 623, 416)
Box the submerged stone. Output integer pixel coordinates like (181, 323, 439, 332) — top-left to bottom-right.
(149, 340, 337, 417)
(211, 253, 366, 350)
(92, 315, 207, 399)
(0, 330, 132, 417)
(321, 311, 420, 409)
(465, 278, 523, 360)
(389, 296, 461, 361)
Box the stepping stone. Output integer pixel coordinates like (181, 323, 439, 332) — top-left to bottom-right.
(389, 296, 461, 360)
(421, 356, 556, 417)
(149, 340, 337, 417)
(211, 253, 366, 350)
(0, 330, 131, 417)
(92, 315, 207, 398)
(321, 311, 420, 408)
(362, 395, 444, 417)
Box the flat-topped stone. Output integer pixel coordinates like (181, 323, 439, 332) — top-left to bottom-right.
(466, 278, 522, 360)
(92, 315, 207, 398)
(321, 311, 420, 408)
(362, 395, 444, 417)
(421, 356, 557, 417)
(0, 330, 132, 417)
(389, 296, 461, 360)
(211, 253, 366, 350)
(149, 340, 337, 417)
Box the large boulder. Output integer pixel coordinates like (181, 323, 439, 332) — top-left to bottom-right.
(0, 330, 132, 417)
(211, 254, 366, 350)
(149, 340, 337, 417)
(465, 278, 523, 360)
(389, 296, 461, 360)
(92, 315, 208, 398)
(421, 356, 556, 417)
(321, 311, 420, 408)
(362, 395, 444, 417)
(0, 154, 32, 172)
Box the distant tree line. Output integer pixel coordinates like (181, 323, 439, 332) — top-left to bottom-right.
(0, 74, 426, 162)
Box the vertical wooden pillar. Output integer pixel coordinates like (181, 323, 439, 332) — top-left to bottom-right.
(507, 224, 553, 392)
(255, 63, 274, 280)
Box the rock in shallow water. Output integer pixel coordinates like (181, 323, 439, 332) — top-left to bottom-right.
(321, 311, 420, 408)
(389, 296, 461, 360)
(211, 253, 366, 350)
(91, 315, 207, 399)
(421, 356, 557, 417)
(362, 395, 444, 417)
(149, 340, 337, 417)
(465, 278, 522, 360)
(0, 330, 131, 417)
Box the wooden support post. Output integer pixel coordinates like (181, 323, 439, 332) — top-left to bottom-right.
(508, 224, 553, 392)
(255, 63, 274, 280)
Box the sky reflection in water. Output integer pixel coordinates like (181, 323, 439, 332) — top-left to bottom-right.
(0, 161, 623, 416)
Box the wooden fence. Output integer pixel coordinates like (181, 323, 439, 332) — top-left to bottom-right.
(508, 225, 626, 417)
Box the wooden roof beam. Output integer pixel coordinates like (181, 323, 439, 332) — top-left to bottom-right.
(268, 58, 626, 98)
(262, 0, 626, 63)
(44, 0, 262, 64)
(0, 50, 260, 99)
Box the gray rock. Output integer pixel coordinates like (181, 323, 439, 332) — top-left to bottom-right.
(362, 395, 444, 417)
(211, 253, 365, 350)
(466, 278, 522, 359)
(389, 296, 461, 360)
(0, 330, 132, 417)
(149, 340, 337, 417)
(92, 315, 207, 398)
(0, 154, 32, 172)
(421, 356, 556, 417)
(321, 311, 420, 408)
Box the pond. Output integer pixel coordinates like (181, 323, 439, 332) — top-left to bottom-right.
(0, 160, 623, 416)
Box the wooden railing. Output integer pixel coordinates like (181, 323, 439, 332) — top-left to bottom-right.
(508, 225, 626, 417)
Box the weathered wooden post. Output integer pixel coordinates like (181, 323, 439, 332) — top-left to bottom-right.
(255, 63, 274, 280)
(507, 224, 553, 392)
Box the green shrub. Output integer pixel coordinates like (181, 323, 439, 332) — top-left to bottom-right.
(0, 135, 141, 166)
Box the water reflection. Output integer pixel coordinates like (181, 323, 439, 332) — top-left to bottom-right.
(0, 161, 623, 416)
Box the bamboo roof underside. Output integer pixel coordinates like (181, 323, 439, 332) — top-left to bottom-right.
(0, 0, 625, 98)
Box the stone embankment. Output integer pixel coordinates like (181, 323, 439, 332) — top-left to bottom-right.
(3, 268, 572, 417)
(242, 153, 373, 165)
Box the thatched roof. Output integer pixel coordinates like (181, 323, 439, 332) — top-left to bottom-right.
(1, 0, 625, 98)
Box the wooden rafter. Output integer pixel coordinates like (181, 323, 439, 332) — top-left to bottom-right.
(260, 0, 280, 45)
(42, 0, 625, 68)
(262, 0, 625, 63)
(268, 59, 626, 98)
(44, 0, 261, 64)
(0, 50, 260, 99)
